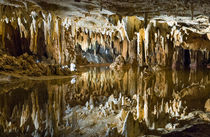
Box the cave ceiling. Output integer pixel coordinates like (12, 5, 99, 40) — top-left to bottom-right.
(0, 0, 209, 34)
(1, 0, 210, 16)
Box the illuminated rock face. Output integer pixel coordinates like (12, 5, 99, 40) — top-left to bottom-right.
(205, 99, 210, 112)
(0, 2, 209, 67)
(0, 5, 77, 65)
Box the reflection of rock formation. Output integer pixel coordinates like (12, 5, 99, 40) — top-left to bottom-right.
(64, 67, 210, 108)
(63, 68, 210, 136)
(0, 79, 69, 136)
(0, 68, 210, 136)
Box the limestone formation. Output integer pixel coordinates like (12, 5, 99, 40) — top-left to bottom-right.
(110, 55, 125, 70)
(0, 0, 210, 137)
(0, 50, 72, 76)
(0, 2, 209, 70)
(205, 99, 210, 112)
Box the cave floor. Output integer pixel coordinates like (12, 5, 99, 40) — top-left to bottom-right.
(0, 66, 210, 137)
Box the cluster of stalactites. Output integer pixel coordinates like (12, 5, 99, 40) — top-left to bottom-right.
(0, 5, 76, 65)
(106, 15, 210, 68)
(0, 3, 209, 67)
(0, 83, 68, 136)
(76, 14, 210, 67)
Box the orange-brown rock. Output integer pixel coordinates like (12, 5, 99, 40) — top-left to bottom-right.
(205, 99, 210, 112)
(110, 55, 125, 70)
(0, 50, 72, 76)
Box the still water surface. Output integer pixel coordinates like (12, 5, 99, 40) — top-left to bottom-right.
(0, 67, 210, 137)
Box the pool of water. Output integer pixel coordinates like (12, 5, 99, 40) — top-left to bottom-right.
(0, 67, 210, 137)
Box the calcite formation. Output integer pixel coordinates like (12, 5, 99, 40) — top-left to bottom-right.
(0, 1, 209, 69)
(0, 0, 210, 137)
(0, 4, 76, 65)
(110, 55, 125, 70)
(205, 99, 210, 112)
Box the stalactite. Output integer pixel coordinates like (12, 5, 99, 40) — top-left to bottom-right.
(122, 39, 129, 60)
(138, 28, 145, 66)
(144, 22, 153, 65)
(0, 21, 5, 48)
(0, 3, 209, 67)
(129, 34, 137, 61)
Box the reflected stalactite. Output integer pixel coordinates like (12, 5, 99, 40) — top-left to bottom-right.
(0, 79, 70, 136)
(0, 68, 210, 136)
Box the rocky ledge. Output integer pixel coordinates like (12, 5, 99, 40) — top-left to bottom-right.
(0, 49, 74, 76)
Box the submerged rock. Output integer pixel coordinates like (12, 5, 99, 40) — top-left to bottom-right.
(199, 112, 210, 122)
(127, 57, 138, 67)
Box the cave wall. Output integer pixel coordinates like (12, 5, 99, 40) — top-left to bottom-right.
(75, 15, 210, 68)
(114, 16, 210, 68)
(0, 4, 76, 65)
(0, 3, 209, 67)
(125, 17, 210, 68)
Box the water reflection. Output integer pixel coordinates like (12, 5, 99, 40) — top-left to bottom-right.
(0, 79, 69, 137)
(0, 68, 210, 136)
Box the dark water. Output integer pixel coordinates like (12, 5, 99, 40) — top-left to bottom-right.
(0, 67, 210, 137)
